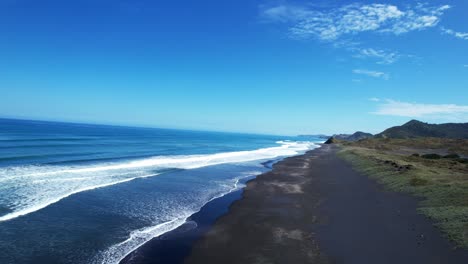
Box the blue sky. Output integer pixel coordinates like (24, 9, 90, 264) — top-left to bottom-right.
(1, 0, 467, 135)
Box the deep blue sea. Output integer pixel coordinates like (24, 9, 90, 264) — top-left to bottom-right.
(0, 118, 321, 264)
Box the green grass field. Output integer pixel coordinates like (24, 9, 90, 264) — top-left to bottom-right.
(337, 138, 468, 248)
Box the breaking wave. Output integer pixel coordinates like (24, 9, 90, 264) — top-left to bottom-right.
(0, 141, 317, 222)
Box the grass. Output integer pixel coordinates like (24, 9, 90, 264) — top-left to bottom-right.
(343, 137, 468, 155)
(337, 139, 468, 248)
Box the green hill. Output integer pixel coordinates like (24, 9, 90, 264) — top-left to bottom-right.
(375, 120, 468, 139)
(334, 131, 373, 141)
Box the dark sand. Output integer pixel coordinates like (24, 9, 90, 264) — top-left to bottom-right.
(185, 145, 468, 264)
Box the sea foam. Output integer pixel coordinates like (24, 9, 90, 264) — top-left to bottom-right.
(0, 141, 316, 222)
(94, 171, 258, 264)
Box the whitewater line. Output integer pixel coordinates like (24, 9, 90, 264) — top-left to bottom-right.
(0, 173, 160, 222)
(96, 173, 256, 264)
(0, 141, 317, 223)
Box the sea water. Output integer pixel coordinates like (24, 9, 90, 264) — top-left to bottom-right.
(0, 118, 321, 264)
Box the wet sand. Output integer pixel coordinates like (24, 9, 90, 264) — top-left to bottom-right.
(185, 145, 468, 264)
(120, 182, 249, 264)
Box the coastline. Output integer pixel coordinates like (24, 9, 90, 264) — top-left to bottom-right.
(119, 187, 245, 264)
(117, 160, 280, 264)
(185, 144, 468, 264)
(118, 172, 259, 264)
(184, 145, 330, 264)
(0, 118, 322, 264)
(115, 146, 319, 264)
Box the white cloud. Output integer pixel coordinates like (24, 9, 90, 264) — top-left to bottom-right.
(261, 3, 450, 41)
(354, 48, 400, 64)
(353, 69, 389, 80)
(369, 97, 381, 102)
(260, 5, 314, 23)
(441, 27, 468, 40)
(373, 99, 468, 118)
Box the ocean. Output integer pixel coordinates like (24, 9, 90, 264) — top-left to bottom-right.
(0, 118, 321, 264)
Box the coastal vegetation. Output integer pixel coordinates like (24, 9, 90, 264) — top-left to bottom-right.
(375, 120, 468, 139)
(337, 137, 468, 248)
(329, 131, 373, 142)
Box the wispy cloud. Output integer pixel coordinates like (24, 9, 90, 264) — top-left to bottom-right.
(353, 69, 389, 80)
(354, 48, 400, 64)
(441, 27, 468, 40)
(261, 3, 451, 41)
(369, 97, 381, 102)
(260, 4, 314, 23)
(373, 99, 468, 118)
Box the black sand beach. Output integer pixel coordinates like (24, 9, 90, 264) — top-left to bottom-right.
(184, 145, 468, 264)
(120, 181, 249, 264)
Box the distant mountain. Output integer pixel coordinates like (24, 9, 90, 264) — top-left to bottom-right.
(334, 131, 373, 141)
(375, 120, 468, 139)
(332, 134, 350, 140)
(324, 131, 373, 144)
(347, 131, 374, 141)
(297, 134, 330, 140)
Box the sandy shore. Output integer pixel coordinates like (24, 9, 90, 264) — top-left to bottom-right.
(185, 145, 468, 264)
(120, 182, 249, 264)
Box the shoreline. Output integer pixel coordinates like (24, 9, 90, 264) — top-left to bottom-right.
(185, 145, 330, 264)
(119, 188, 245, 264)
(118, 174, 253, 264)
(117, 148, 320, 263)
(185, 145, 468, 264)
(117, 157, 288, 264)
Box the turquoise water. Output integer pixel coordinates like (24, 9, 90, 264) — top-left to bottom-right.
(0, 118, 321, 264)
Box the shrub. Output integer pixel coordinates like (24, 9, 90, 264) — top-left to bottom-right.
(443, 154, 460, 159)
(455, 158, 468, 164)
(421, 153, 441, 159)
